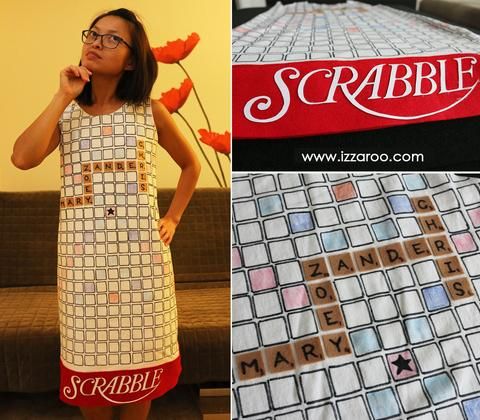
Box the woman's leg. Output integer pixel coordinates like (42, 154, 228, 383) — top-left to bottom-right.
(79, 406, 115, 420)
(118, 400, 152, 420)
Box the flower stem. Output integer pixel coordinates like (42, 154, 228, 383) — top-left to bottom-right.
(214, 150, 228, 187)
(176, 111, 225, 188)
(178, 62, 211, 131)
(177, 62, 228, 187)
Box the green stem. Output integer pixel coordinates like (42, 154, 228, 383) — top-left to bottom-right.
(177, 62, 228, 187)
(176, 111, 224, 188)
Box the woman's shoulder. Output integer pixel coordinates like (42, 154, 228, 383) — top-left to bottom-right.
(151, 98, 170, 127)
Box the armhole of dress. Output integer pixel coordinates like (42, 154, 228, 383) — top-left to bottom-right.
(146, 96, 153, 117)
(57, 116, 63, 149)
(58, 101, 74, 149)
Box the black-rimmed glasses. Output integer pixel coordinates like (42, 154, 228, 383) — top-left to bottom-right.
(81, 29, 132, 49)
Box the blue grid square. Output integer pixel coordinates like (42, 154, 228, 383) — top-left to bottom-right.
(367, 388, 400, 419)
(464, 397, 480, 420)
(422, 285, 450, 311)
(288, 212, 314, 233)
(403, 174, 426, 191)
(320, 229, 348, 252)
(350, 327, 381, 356)
(405, 317, 434, 344)
(372, 219, 399, 241)
(258, 195, 283, 216)
(424, 373, 456, 404)
(388, 195, 414, 214)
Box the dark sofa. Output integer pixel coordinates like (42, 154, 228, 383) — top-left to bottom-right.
(420, 0, 480, 31)
(0, 188, 230, 393)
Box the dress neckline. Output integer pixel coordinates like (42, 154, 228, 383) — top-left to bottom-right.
(74, 100, 127, 117)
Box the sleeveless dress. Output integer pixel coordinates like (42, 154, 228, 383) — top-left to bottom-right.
(56, 97, 182, 407)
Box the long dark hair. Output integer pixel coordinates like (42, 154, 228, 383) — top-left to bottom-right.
(76, 8, 157, 106)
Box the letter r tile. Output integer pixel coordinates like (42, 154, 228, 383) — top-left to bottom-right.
(293, 337, 325, 366)
(427, 235, 452, 256)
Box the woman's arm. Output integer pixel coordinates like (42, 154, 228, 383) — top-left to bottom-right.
(151, 99, 201, 245)
(11, 93, 69, 170)
(11, 65, 91, 170)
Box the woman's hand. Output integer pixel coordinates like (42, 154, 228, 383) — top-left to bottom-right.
(157, 216, 178, 246)
(58, 65, 92, 100)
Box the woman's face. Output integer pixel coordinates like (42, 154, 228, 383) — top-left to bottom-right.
(81, 15, 134, 76)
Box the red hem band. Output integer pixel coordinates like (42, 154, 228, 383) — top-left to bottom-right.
(59, 355, 182, 407)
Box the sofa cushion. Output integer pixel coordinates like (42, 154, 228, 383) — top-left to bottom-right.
(420, 0, 480, 30)
(0, 188, 230, 288)
(0, 286, 230, 392)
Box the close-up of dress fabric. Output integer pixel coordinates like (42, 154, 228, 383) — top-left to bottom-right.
(232, 173, 480, 419)
(233, 1, 480, 139)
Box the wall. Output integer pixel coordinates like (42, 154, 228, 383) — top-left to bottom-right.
(0, 0, 230, 191)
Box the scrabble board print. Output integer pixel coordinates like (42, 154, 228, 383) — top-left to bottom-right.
(232, 173, 480, 420)
(233, 1, 480, 138)
(56, 99, 181, 406)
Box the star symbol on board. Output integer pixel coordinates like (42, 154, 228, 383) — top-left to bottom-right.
(107, 208, 115, 216)
(392, 354, 414, 375)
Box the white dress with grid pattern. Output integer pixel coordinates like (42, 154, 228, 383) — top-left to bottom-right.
(56, 98, 181, 406)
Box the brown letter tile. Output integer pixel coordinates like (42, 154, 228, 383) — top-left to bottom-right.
(378, 243, 408, 267)
(328, 253, 356, 276)
(353, 248, 381, 272)
(264, 344, 296, 374)
(412, 196, 435, 213)
(302, 257, 330, 281)
(445, 278, 475, 300)
(293, 337, 325, 366)
(404, 238, 432, 260)
(436, 256, 465, 278)
(308, 281, 337, 306)
(235, 350, 266, 380)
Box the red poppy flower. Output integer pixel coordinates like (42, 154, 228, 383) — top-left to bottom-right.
(152, 33, 200, 64)
(198, 129, 231, 154)
(159, 78, 193, 113)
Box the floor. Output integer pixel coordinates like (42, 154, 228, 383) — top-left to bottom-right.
(0, 385, 204, 420)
